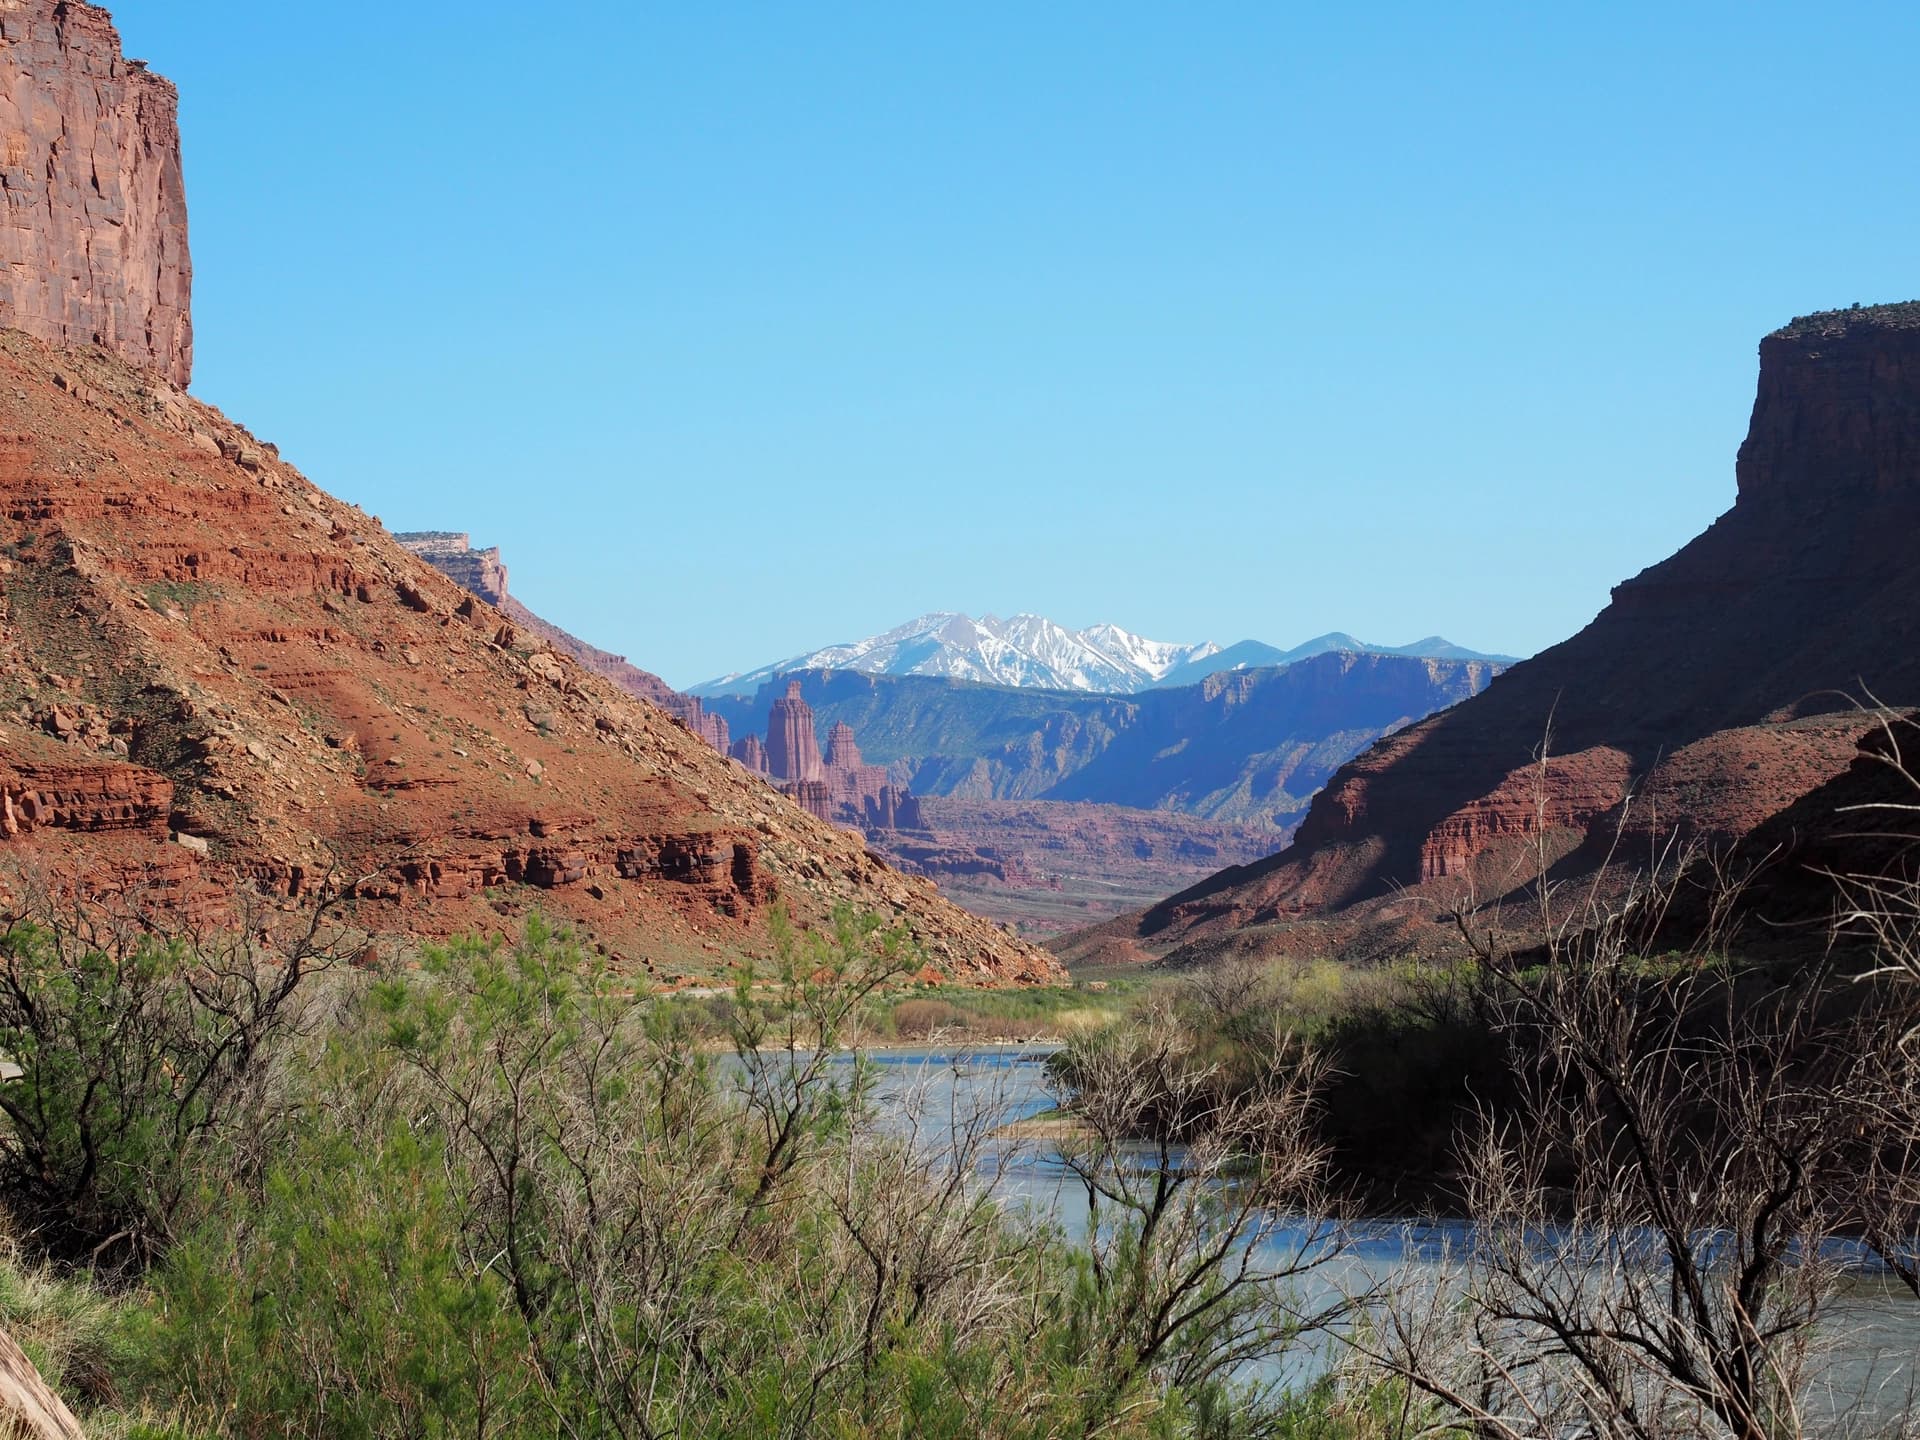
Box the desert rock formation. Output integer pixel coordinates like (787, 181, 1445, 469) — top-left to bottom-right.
(0, 9, 1058, 985)
(733, 681, 892, 826)
(395, 532, 507, 605)
(0, 0, 191, 386)
(0, 333, 1060, 983)
(724, 680, 1280, 932)
(1063, 304, 1920, 965)
(766, 681, 826, 785)
(397, 531, 733, 753)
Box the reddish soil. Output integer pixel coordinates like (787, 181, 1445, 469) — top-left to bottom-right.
(0, 334, 1061, 984)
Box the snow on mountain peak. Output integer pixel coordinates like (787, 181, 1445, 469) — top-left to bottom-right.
(692, 612, 1219, 695)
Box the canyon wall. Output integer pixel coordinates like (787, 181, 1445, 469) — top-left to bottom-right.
(0, 1, 191, 387)
(1065, 304, 1920, 965)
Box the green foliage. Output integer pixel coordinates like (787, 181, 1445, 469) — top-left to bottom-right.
(141, 579, 212, 615)
(1056, 956, 1509, 1199)
(143, 1119, 532, 1438)
(0, 908, 1363, 1437)
(0, 919, 314, 1272)
(0, 1234, 134, 1406)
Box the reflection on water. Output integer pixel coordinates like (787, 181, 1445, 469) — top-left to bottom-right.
(841, 1044, 1920, 1418)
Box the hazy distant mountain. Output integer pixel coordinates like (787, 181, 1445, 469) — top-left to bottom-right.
(694, 614, 1514, 698)
(703, 652, 1504, 830)
(691, 613, 1221, 696)
(1153, 632, 1517, 688)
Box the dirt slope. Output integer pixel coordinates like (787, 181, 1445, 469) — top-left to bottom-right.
(0, 333, 1060, 983)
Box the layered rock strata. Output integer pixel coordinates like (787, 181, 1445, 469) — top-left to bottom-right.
(395, 532, 506, 605)
(0, 1, 191, 386)
(398, 531, 732, 752)
(0, 333, 1061, 984)
(1063, 304, 1920, 965)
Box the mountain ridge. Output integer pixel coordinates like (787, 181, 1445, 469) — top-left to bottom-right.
(692, 611, 1514, 698)
(704, 653, 1501, 830)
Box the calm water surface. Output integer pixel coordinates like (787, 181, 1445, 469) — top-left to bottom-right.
(842, 1045, 1920, 1418)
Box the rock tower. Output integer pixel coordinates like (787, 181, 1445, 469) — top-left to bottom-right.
(765, 680, 825, 783)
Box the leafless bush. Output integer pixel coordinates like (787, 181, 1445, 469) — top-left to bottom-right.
(1351, 727, 1920, 1440)
(1827, 708, 1920, 1001)
(890, 997, 966, 1040)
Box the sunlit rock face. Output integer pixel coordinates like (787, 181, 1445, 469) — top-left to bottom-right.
(1066, 304, 1920, 964)
(0, 0, 192, 387)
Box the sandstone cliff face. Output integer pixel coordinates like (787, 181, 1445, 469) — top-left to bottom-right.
(396, 532, 507, 605)
(1064, 305, 1920, 965)
(0, 0, 191, 386)
(825, 720, 860, 770)
(731, 733, 769, 774)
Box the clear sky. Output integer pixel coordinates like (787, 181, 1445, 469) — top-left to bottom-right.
(111, 2, 1920, 688)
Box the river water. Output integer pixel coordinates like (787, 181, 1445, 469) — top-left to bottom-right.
(844, 1044, 1920, 1424)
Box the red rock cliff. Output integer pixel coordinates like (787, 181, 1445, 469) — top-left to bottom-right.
(1070, 304, 1920, 964)
(0, 0, 191, 387)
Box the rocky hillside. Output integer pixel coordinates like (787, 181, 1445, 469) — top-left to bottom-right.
(1062, 304, 1920, 966)
(0, 1, 1058, 986)
(0, 334, 1058, 983)
(0, 1, 191, 386)
(397, 531, 733, 751)
(706, 653, 1499, 830)
(694, 611, 1507, 698)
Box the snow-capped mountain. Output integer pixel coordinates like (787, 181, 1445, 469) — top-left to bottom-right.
(691, 613, 1222, 696)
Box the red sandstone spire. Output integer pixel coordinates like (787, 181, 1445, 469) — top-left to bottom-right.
(765, 681, 825, 782)
(730, 733, 770, 774)
(825, 721, 861, 771)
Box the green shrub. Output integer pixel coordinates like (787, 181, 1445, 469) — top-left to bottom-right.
(0, 918, 324, 1273)
(0, 907, 1357, 1437)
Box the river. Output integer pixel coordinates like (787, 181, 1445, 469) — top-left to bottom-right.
(843, 1043, 1920, 1424)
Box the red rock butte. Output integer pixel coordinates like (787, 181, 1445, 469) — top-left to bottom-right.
(1062, 302, 1920, 966)
(0, 1, 192, 388)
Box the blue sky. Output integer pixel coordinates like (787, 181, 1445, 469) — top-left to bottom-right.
(113, 2, 1920, 687)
